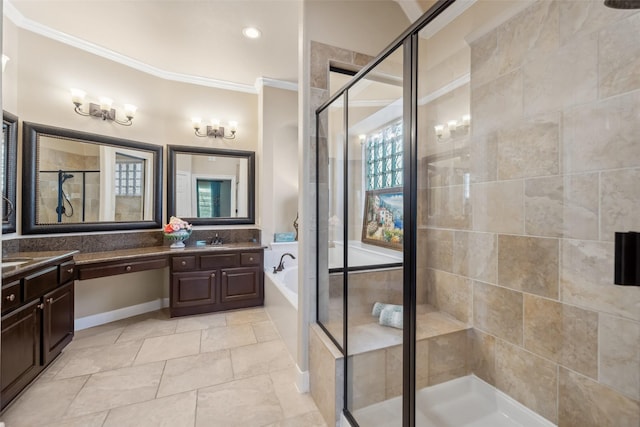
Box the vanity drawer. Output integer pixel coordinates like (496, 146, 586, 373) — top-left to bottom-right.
(172, 256, 197, 272)
(241, 252, 262, 266)
(2, 281, 21, 313)
(59, 261, 76, 284)
(78, 257, 168, 280)
(200, 253, 240, 270)
(24, 266, 58, 301)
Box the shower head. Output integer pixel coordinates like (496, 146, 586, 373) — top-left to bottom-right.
(604, 0, 640, 9)
(61, 173, 74, 183)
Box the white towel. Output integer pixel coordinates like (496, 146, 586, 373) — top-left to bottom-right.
(379, 306, 403, 329)
(372, 302, 402, 317)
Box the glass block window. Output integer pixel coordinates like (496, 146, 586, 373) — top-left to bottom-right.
(364, 121, 403, 190)
(114, 153, 145, 196)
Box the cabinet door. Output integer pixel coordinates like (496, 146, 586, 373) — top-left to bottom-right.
(1, 300, 42, 410)
(220, 267, 262, 303)
(42, 281, 75, 365)
(171, 271, 217, 308)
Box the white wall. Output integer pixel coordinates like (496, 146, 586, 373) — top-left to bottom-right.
(259, 85, 298, 245)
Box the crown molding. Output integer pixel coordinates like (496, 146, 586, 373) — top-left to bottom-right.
(255, 77, 298, 92)
(3, 0, 287, 95)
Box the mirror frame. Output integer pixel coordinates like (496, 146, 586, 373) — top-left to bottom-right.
(22, 122, 163, 234)
(2, 111, 18, 234)
(167, 145, 255, 226)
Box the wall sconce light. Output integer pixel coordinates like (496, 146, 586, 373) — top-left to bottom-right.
(192, 118, 237, 140)
(434, 114, 471, 141)
(434, 124, 444, 140)
(71, 88, 137, 126)
(2, 55, 9, 72)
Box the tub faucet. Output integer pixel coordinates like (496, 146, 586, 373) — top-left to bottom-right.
(274, 253, 296, 273)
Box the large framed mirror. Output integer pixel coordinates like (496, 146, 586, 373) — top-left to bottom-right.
(167, 145, 255, 225)
(2, 111, 18, 234)
(22, 122, 163, 234)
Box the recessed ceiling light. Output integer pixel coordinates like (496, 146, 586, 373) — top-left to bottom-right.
(242, 27, 262, 39)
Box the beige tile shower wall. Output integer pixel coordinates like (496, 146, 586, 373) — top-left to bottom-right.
(38, 146, 100, 224)
(420, 1, 639, 426)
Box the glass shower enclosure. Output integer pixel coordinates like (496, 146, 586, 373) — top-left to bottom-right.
(316, 0, 640, 426)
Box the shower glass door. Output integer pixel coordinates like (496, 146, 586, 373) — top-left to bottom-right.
(346, 45, 405, 425)
(317, 94, 346, 350)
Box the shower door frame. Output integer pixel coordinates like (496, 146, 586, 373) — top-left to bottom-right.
(315, 1, 457, 426)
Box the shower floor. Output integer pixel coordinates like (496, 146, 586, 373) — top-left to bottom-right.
(352, 375, 555, 427)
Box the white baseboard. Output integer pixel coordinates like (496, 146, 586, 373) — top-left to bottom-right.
(295, 364, 310, 393)
(74, 298, 170, 331)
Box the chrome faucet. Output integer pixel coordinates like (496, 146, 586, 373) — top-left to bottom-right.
(212, 233, 224, 246)
(273, 253, 295, 273)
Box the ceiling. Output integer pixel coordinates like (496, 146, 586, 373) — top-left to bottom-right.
(5, 0, 420, 91)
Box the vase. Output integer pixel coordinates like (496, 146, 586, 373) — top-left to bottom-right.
(164, 230, 192, 249)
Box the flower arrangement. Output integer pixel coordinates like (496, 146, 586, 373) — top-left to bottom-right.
(164, 216, 192, 233)
(163, 216, 192, 248)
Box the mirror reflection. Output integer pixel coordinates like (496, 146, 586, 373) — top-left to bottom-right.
(37, 136, 153, 224)
(23, 122, 163, 234)
(2, 111, 18, 233)
(168, 145, 255, 225)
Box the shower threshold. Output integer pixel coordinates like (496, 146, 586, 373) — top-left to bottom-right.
(352, 375, 555, 427)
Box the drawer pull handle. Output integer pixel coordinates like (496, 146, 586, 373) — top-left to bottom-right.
(47, 298, 54, 304)
(37, 303, 44, 310)
(181, 261, 187, 266)
(249, 257, 254, 261)
(222, 272, 226, 276)
(5, 294, 15, 302)
(125, 265, 132, 272)
(67, 268, 74, 274)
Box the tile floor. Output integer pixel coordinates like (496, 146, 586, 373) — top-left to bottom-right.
(0, 308, 327, 427)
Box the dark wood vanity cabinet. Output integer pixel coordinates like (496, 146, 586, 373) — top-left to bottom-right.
(1, 256, 76, 410)
(170, 249, 263, 317)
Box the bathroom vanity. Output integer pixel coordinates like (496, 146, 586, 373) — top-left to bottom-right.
(170, 248, 263, 317)
(73, 243, 265, 317)
(1, 251, 76, 410)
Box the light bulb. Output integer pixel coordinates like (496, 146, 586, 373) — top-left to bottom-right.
(70, 88, 86, 106)
(229, 121, 238, 132)
(211, 119, 220, 130)
(447, 120, 458, 131)
(124, 104, 137, 119)
(434, 124, 444, 138)
(462, 114, 471, 126)
(242, 27, 261, 39)
(99, 97, 113, 112)
(191, 117, 202, 130)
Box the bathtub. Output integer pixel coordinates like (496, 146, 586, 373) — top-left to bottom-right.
(264, 242, 299, 361)
(265, 266, 298, 309)
(329, 241, 402, 269)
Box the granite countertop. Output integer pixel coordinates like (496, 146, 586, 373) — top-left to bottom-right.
(2, 250, 79, 279)
(2, 243, 266, 279)
(73, 242, 267, 265)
